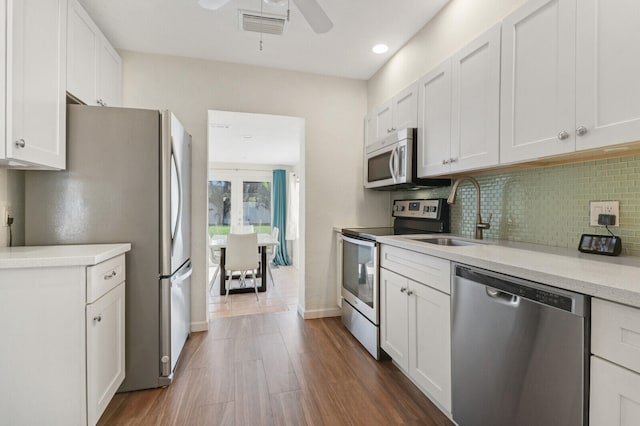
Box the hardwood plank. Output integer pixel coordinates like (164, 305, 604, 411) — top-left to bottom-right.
(191, 401, 235, 425)
(269, 390, 320, 426)
(257, 333, 300, 395)
(235, 359, 274, 426)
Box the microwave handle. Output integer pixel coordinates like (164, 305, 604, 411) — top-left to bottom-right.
(388, 146, 398, 183)
(393, 145, 400, 180)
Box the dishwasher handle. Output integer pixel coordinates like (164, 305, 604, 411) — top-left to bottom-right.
(486, 287, 520, 306)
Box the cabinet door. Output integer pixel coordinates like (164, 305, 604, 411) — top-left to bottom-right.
(416, 59, 452, 177)
(67, 0, 98, 105)
(364, 113, 377, 148)
(451, 24, 501, 172)
(590, 356, 640, 426)
(380, 268, 409, 371)
(575, 1, 640, 151)
(87, 283, 125, 426)
(374, 100, 394, 142)
(408, 281, 451, 412)
(393, 83, 418, 131)
(6, 0, 67, 169)
(500, 0, 576, 164)
(97, 39, 122, 107)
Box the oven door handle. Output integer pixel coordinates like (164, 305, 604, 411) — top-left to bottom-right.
(341, 235, 377, 248)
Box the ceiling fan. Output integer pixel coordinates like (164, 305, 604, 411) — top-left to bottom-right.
(198, 0, 333, 34)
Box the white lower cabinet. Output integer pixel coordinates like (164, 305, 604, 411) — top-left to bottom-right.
(590, 356, 640, 426)
(380, 248, 451, 413)
(0, 251, 126, 425)
(86, 282, 125, 426)
(590, 298, 640, 426)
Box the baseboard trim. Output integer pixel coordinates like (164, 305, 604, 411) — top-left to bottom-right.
(301, 306, 341, 319)
(190, 321, 209, 332)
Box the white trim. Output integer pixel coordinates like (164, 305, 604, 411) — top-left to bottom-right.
(301, 306, 342, 319)
(190, 321, 209, 332)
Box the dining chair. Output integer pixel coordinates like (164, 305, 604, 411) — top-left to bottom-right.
(231, 224, 254, 234)
(207, 234, 221, 295)
(225, 232, 260, 303)
(266, 227, 279, 287)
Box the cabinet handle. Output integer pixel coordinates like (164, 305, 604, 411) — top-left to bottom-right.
(450, 157, 458, 163)
(93, 315, 102, 323)
(442, 159, 450, 165)
(576, 126, 588, 136)
(407, 290, 414, 296)
(400, 287, 407, 293)
(15, 139, 25, 148)
(557, 130, 570, 140)
(104, 270, 117, 280)
(97, 99, 107, 106)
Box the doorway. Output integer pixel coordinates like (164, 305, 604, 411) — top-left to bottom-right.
(206, 110, 304, 318)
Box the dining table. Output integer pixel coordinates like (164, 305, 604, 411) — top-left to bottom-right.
(209, 233, 279, 295)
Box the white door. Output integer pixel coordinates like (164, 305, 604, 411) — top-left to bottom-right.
(451, 24, 501, 172)
(393, 83, 418, 131)
(417, 59, 452, 177)
(67, 0, 99, 105)
(374, 101, 394, 142)
(97, 39, 122, 107)
(6, 0, 67, 169)
(575, 0, 640, 151)
(379, 268, 409, 371)
(590, 356, 640, 426)
(500, 0, 576, 164)
(86, 283, 125, 426)
(408, 281, 451, 412)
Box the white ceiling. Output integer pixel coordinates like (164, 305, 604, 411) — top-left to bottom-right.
(78, 0, 449, 80)
(208, 111, 303, 166)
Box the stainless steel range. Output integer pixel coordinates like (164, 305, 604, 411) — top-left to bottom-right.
(341, 199, 450, 359)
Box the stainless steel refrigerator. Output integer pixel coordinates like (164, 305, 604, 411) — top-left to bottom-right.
(24, 105, 192, 392)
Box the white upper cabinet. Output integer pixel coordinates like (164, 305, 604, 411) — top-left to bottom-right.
(1, 0, 6, 156)
(417, 60, 452, 177)
(500, 0, 576, 164)
(67, 0, 122, 107)
(2, 0, 67, 169)
(450, 24, 501, 172)
(417, 24, 501, 177)
(370, 83, 418, 146)
(575, 0, 640, 151)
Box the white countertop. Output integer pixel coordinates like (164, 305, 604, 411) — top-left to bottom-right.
(377, 234, 640, 308)
(0, 244, 132, 269)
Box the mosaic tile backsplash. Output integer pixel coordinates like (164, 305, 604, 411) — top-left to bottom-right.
(392, 155, 640, 256)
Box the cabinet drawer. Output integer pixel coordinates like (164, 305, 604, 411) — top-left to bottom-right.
(87, 254, 125, 303)
(380, 245, 451, 294)
(592, 298, 640, 374)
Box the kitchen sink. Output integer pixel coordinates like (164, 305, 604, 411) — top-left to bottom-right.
(415, 237, 482, 247)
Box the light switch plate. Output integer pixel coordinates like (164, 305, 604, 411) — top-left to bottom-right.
(590, 201, 619, 226)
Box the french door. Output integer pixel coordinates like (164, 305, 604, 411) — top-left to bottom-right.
(208, 171, 272, 235)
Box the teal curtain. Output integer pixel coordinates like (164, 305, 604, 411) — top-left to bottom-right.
(272, 169, 291, 265)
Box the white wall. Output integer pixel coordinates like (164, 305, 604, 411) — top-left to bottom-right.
(367, 0, 526, 110)
(121, 51, 390, 327)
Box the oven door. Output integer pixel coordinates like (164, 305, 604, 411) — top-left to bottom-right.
(364, 140, 408, 189)
(341, 235, 379, 324)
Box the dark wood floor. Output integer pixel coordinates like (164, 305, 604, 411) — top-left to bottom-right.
(99, 311, 453, 425)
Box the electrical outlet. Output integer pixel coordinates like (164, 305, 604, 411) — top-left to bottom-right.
(590, 201, 620, 226)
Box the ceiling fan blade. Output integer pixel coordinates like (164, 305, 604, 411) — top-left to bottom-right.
(292, 0, 333, 33)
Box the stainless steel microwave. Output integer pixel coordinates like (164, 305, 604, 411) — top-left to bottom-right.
(364, 128, 450, 190)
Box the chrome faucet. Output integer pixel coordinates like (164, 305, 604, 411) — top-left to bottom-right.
(447, 176, 491, 240)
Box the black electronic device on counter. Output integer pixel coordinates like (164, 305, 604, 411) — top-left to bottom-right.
(578, 234, 622, 256)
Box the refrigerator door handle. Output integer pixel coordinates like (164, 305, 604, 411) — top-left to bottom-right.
(170, 150, 182, 244)
(171, 262, 192, 286)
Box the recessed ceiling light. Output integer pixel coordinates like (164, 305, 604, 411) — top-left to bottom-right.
(372, 44, 389, 54)
(242, 135, 253, 139)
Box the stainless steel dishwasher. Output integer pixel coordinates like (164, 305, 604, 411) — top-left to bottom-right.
(451, 264, 589, 426)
